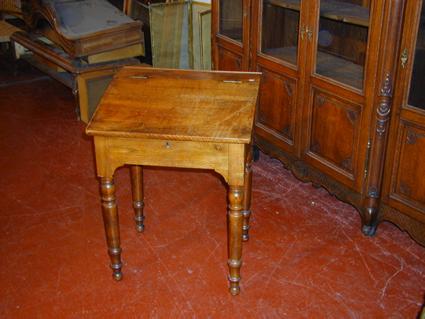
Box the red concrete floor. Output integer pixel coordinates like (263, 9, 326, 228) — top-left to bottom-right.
(1, 70, 425, 318)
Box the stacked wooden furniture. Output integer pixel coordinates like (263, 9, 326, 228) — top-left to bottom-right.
(22, 0, 143, 58)
(212, 0, 425, 245)
(12, 31, 140, 122)
(12, 0, 145, 122)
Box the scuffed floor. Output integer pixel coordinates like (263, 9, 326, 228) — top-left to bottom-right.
(0, 73, 424, 318)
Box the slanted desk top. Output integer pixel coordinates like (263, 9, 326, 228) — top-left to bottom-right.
(86, 67, 261, 143)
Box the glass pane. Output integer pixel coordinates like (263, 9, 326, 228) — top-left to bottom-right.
(219, 0, 243, 42)
(261, 0, 300, 65)
(408, 2, 425, 110)
(315, 0, 371, 89)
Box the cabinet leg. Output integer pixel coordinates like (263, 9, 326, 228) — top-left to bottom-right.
(242, 148, 253, 242)
(100, 177, 123, 281)
(362, 224, 377, 236)
(130, 165, 145, 233)
(361, 206, 378, 237)
(227, 185, 244, 296)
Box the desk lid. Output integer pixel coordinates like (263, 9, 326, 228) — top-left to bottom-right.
(86, 67, 261, 144)
(40, 0, 137, 39)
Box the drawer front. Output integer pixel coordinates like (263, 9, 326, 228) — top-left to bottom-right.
(94, 136, 246, 185)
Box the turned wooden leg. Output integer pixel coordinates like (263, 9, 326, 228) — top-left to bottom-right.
(242, 148, 253, 242)
(100, 177, 123, 281)
(227, 185, 244, 295)
(130, 165, 145, 232)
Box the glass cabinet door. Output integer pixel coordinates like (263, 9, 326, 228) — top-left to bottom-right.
(219, 0, 243, 42)
(315, 0, 371, 90)
(260, 0, 301, 66)
(407, 1, 425, 110)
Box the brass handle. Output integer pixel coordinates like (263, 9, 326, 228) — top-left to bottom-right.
(300, 26, 313, 41)
(130, 75, 148, 79)
(401, 48, 409, 69)
(306, 29, 313, 41)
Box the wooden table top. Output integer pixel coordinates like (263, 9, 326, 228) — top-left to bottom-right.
(86, 67, 261, 144)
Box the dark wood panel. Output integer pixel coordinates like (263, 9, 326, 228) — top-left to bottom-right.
(255, 66, 297, 147)
(391, 123, 425, 211)
(306, 89, 361, 177)
(217, 46, 242, 71)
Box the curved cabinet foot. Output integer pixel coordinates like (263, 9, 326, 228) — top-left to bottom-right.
(362, 223, 377, 237)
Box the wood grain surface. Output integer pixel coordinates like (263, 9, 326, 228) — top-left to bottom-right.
(87, 67, 261, 143)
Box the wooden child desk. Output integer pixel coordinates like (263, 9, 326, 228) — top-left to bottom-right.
(86, 67, 260, 295)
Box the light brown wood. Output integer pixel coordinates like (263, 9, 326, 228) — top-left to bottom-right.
(100, 177, 123, 281)
(86, 67, 261, 294)
(87, 67, 261, 144)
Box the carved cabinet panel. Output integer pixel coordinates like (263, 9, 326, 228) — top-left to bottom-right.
(217, 46, 243, 71)
(255, 66, 297, 151)
(305, 90, 361, 183)
(390, 125, 425, 210)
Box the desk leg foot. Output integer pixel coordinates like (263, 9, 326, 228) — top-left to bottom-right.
(228, 185, 244, 295)
(100, 177, 123, 281)
(242, 148, 253, 242)
(131, 166, 145, 233)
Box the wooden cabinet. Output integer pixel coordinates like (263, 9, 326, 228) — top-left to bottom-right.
(213, 0, 425, 246)
(381, 0, 425, 244)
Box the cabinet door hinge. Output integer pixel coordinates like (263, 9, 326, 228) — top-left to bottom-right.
(363, 139, 372, 179)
